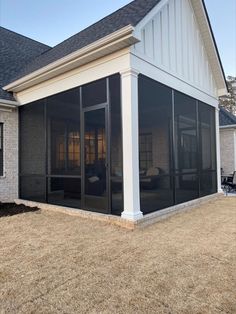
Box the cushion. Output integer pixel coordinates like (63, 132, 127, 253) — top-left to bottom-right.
(146, 167, 159, 177)
(140, 178, 152, 183)
(88, 176, 100, 183)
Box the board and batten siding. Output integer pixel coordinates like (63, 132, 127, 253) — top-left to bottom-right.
(132, 0, 218, 98)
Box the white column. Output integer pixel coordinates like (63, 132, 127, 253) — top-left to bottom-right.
(120, 69, 143, 221)
(215, 107, 222, 193)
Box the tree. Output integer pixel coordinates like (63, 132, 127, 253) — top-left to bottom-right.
(219, 76, 236, 115)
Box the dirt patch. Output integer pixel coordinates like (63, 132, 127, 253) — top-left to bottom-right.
(0, 203, 39, 218)
(0, 196, 235, 313)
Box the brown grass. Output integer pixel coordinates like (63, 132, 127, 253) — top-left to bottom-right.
(0, 196, 236, 314)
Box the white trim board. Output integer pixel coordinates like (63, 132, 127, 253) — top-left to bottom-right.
(133, 0, 226, 95)
(131, 53, 219, 108)
(4, 26, 138, 93)
(15, 48, 131, 105)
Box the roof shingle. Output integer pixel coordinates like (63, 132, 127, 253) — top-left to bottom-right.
(6, 0, 161, 85)
(219, 107, 236, 126)
(0, 27, 50, 101)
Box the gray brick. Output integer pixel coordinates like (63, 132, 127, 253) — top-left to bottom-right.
(0, 108, 18, 202)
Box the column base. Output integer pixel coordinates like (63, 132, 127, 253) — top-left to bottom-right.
(121, 210, 143, 221)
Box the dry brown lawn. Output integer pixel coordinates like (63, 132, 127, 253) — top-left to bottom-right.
(0, 197, 236, 314)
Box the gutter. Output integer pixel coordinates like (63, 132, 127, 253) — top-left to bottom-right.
(4, 25, 138, 92)
(0, 98, 19, 107)
(220, 124, 236, 129)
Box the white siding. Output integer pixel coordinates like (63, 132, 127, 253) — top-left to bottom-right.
(133, 0, 218, 98)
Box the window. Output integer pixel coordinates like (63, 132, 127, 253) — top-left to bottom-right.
(174, 92, 197, 173)
(174, 92, 199, 204)
(84, 128, 106, 165)
(139, 133, 152, 171)
(0, 123, 3, 176)
(47, 88, 81, 208)
(139, 75, 217, 214)
(199, 102, 216, 171)
(50, 120, 81, 174)
(181, 133, 197, 170)
(138, 75, 174, 214)
(199, 102, 217, 196)
(68, 127, 81, 170)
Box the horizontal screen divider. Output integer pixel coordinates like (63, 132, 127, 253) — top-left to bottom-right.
(47, 175, 81, 178)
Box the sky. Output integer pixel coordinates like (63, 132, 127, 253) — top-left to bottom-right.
(0, 0, 235, 77)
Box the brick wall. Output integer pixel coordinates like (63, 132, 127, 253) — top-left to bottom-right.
(0, 107, 18, 202)
(220, 128, 236, 174)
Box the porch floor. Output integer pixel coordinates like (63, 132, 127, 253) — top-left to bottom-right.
(0, 196, 236, 313)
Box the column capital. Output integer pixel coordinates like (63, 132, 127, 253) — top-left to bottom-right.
(120, 68, 140, 78)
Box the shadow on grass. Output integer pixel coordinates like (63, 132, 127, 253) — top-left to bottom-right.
(0, 203, 39, 218)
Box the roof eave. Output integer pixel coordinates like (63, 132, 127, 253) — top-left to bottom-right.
(190, 0, 228, 96)
(0, 98, 19, 111)
(4, 25, 138, 93)
(220, 124, 236, 129)
(201, 0, 228, 94)
(0, 98, 19, 107)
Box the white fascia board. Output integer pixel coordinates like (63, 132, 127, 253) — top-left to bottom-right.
(4, 25, 138, 93)
(133, 0, 227, 94)
(133, 0, 169, 36)
(15, 48, 131, 105)
(0, 98, 19, 107)
(190, 0, 227, 93)
(218, 88, 228, 97)
(0, 102, 17, 112)
(131, 53, 219, 108)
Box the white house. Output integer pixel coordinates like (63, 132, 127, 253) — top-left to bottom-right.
(0, 0, 227, 221)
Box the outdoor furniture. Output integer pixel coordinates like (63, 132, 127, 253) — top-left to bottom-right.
(222, 172, 236, 194)
(221, 173, 233, 184)
(226, 171, 236, 192)
(140, 167, 162, 190)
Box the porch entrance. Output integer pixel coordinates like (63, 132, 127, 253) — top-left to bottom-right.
(19, 74, 122, 215)
(82, 106, 110, 213)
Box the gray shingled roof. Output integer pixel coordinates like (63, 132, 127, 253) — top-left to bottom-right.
(0, 27, 50, 101)
(7, 0, 160, 85)
(219, 107, 236, 126)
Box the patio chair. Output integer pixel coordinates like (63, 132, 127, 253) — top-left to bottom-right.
(227, 171, 236, 192)
(223, 171, 236, 194)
